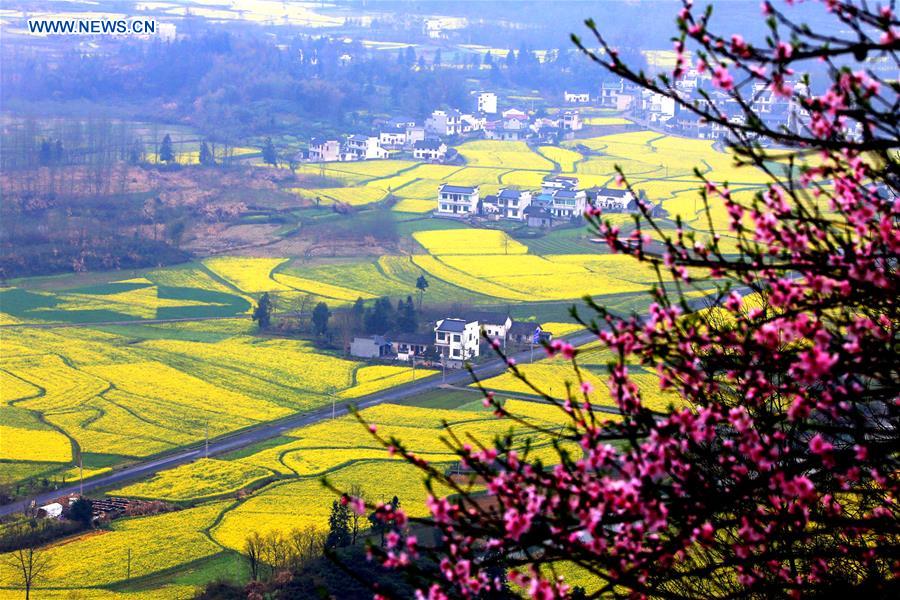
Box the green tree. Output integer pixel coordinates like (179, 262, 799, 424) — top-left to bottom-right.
(38, 139, 52, 166)
(158, 134, 175, 164)
(326, 500, 351, 548)
(252, 292, 274, 330)
(199, 141, 215, 166)
(67, 498, 93, 526)
(398, 296, 417, 333)
(415, 274, 429, 309)
(364, 297, 394, 334)
(262, 137, 278, 166)
(352, 297, 366, 330)
(312, 301, 331, 336)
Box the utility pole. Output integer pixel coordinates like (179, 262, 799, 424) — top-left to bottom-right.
(126, 548, 132, 580)
(205, 421, 209, 459)
(79, 454, 84, 496)
(332, 395, 336, 420)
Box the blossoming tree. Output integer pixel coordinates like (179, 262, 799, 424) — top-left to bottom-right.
(348, 1, 899, 597)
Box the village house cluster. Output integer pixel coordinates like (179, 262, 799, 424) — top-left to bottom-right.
(350, 312, 552, 369)
(303, 89, 591, 165)
(568, 76, 817, 141)
(435, 174, 640, 227)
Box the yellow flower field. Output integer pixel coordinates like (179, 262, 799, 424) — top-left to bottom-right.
(341, 365, 437, 399)
(413, 229, 528, 255)
(211, 460, 455, 551)
(411, 256, 534, 301)
(272, 272, 375, 302)
(456, 140, 554, 170)
(537, 145, 583, 171)
(203, 257, 291, 293)
(299, 186, 389, 206)
(584, 116, 633, 126)
(0, 425, 72, 462)
(114, 458, 273, 501)
(541, 321, 583, 337)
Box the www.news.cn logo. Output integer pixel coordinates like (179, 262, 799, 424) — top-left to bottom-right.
(28, 18, 157, 35)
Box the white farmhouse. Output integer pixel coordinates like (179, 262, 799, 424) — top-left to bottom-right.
(434, 318, 480, 366)
(564, 91, 591, 104)
(413, 139, 447, 161)
(474, 91, 498, 114)
(345, 135, 388, 160)
(587, 187, 637, 212)
(425, 109, 464, 136)
(308, 138, 341, 162)
(436, 183, 479, 217)
(379, 131, 407, 148)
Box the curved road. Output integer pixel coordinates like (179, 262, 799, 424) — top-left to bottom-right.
(0, 329, 598, 517)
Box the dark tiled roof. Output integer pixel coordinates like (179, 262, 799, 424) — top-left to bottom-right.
(498, 188, 523, 199)
(590, 187, 631, 198)
(415, 139, 445, 150)
(509, 320, 542, 335)
(524, 205, 552, 217)
(482, 194, 499, 205)
(436, 319, 467, 332)
(553, 189, 579, 199)
(464, 311, 509, 326)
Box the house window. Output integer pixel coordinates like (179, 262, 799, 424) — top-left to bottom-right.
(452, 349, 460, 357)
(438, 332, 445, 341)
(453, 334, 460, 342)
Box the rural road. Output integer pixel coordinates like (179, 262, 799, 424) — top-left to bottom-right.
(0, 329, 598, 517)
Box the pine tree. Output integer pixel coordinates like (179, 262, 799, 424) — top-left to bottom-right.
(262, 137, 278, 166)
(312, 302, 330, 336)
(38, 139, 52, 165)
(199, 141, 214, 166)
(352, 297, 366, 329)
(252, 293, 273, 330)
(159, 134, 175, 164)
(326, 500, 351, 548)
(398, 296, 417, 333)
(415, 274, 429, 309)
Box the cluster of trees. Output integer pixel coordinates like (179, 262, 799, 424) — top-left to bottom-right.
(243, 525, 326, 583)
(357, 296, 419, 335)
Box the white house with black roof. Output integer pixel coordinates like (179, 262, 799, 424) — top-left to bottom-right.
(434, 318, 480, 366)
(413, 139, 447, 161)
(587, 186, 637, 212)
(436, 183, 480, 217)
(549, 187, 587, 218)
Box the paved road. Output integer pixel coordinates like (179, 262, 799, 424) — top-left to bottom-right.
(0, 329, 597, 517)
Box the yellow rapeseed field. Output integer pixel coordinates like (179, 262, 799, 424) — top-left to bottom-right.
(203, 257, 291, 293)
(456, 140, 554, 170)
(0, 425, 72, 462)
(537, 146, 583, 171)
(114, 458, 272, 501)
(272, 272, 375, 302)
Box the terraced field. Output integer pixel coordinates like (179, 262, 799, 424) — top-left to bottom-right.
(0, 400, 579, 597)
(0, 127, 767, 597)
(0, 314, 429, 485)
